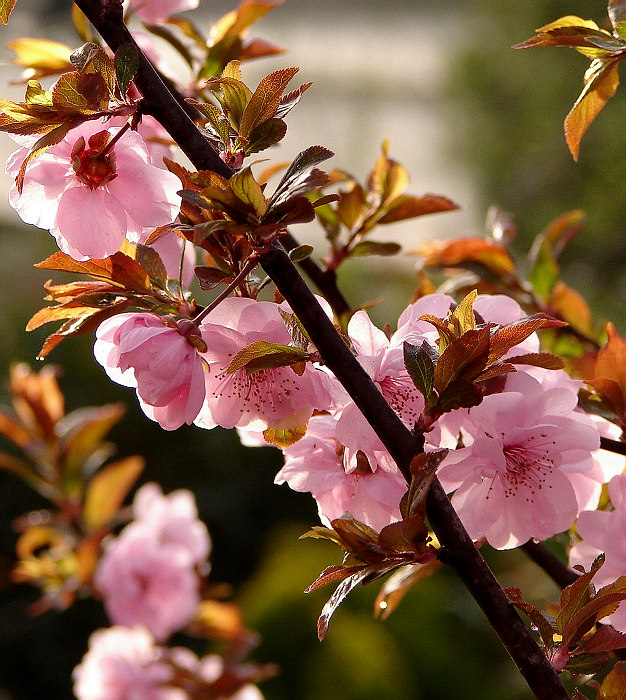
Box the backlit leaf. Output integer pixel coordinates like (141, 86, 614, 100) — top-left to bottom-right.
(417, 237, 515, 276)
(597, 660, 626, 698)
(0, 0, 16, 23)
(8, 38, 73, 81)
(350, 240, 401, 257)
(262, 424, 307, 448)
(239, 66, 299, 137)
(376, 193, 458, 224)
(83, 456, 144, 532)
(565, 58, 620, 161)
(229, 166, 267, 217)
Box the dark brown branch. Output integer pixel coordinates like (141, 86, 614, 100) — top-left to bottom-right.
(600, 436, 626, 456)
(73, 3, 570, 696)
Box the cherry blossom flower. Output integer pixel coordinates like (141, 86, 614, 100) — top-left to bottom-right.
(95, 484, 210, 641)
(195, 297, 335, 432)
(7, 119, 181, 260)
(94, 313, 207, 431)
(132, 482, 211, 567)
(332, 308, 431, 465)
(275, 414, 407, 530)
(569, 474, 626, 633)
(437, 371, 600, 549)
(72, 626, 178, 700)
(124, 0, 199, 24)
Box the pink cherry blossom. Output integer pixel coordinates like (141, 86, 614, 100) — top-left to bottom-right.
(276, 414, 407, 530)
(332, 308, 430, 465)
(569, 474, 626, 632)
(95, 484, 210, 641)
(6, 119, 181, 260)
(124, 0, 199, 24)
(132, 482, 211, 567)
(437, 371, 600, 549)
(94, 313, 207, 431)
(72, 626, 177, 700)
(195, 297, 335, 431)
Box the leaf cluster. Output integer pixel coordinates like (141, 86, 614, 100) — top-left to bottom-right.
(27, 246, 191, 358)
(507, 555, 626, 677)
(416, 207, 600, 362)
(178, 145, 335, 289)
(191, 59, 310, 168)
(404, 290, 566, 422)
(301, 450, 447, 640)
(514, 1, 626, 160)
(136, 1, 285, 83)
(0, 363, 144, 612)
(316, 141, 458, 271)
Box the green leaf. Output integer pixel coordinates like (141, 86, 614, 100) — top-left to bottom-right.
(403, 340, 437, 406)
(229, 166, 267, 217)
(226, 340, 309, 374)
(350, 240, 401, 257)
(83, 456, 144, 532)
(246, 117, 287, 154)
(287, 244, 314, 263)
(0, 0, 17, 24)
(114, 43, 139, 96)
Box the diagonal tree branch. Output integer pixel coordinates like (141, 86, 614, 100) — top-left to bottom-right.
(73, 2, 570, 696)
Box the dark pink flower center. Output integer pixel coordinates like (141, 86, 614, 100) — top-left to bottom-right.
(501, 438, 555, 498)
(71, 131, 117, 190)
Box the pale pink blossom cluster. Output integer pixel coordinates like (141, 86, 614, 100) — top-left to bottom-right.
(94, 483, 210, 641)
(75, 484, 263, 699)
(91, 291, 623, 548)
(93, 296, 336, 433)
(569, 473, 626, 632)
(73, 626, 263, 700)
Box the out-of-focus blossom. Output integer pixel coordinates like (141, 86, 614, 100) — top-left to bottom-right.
(72, 626, 177, 700)
(569, 474, 626, 633)
(6, 119, 181, 260)
(95, 484, 211, 641)
(276, 414, 407, 530)
(94, 313, 207, 431)
(150, 232, 196, 288)
(124, 0, 199, 24)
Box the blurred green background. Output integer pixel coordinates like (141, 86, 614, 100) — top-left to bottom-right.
(0, 1, 624, 698)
